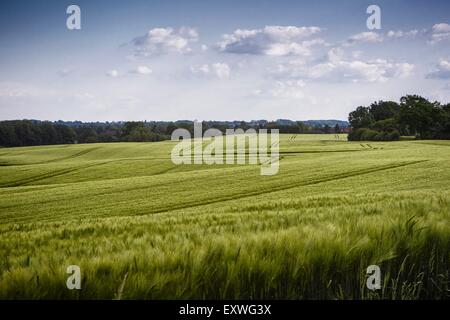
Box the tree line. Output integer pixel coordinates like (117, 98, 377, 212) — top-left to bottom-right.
(0, 121, 167, 147)
(348, 95, 450, 141)
(0, 119, 347, 147)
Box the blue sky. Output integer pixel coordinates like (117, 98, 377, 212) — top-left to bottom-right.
(0, 0, 449, 121)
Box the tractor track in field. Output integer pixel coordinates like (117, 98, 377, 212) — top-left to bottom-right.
(0, 161, 112, 188)
(173, 149, 371, 157)
(0, 146, 102, 167)
(142, 159, 429, 215)
(278, 149, 372, 154)
(0, 142, 380, 187)
(0, 158, 184, 188)
(0, 156, 207, 190)
(39, 147, 102, 164)
(0, 159, 428, 223)
(0, 165, 249, 212)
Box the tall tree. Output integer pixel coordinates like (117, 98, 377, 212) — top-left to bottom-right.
(349, 106, 374, 129)
(369, 100, 400, 121)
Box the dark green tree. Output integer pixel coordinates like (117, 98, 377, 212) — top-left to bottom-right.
(349, 106, 374, 129)
(369, 101, 400, 121)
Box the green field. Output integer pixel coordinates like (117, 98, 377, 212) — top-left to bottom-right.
(0, 134, 449, 299)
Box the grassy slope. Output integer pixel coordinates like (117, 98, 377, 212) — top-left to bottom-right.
(0, 134, 449, 299)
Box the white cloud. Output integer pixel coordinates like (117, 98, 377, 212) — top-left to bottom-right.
(427, 59, 450, 79)
(253, 80, 306, 100)
(130, 65, 153, 75)
(131, 27, 199, 56)
(191, 64, 210, 75)
(217, 25, 323, 56)
(327, 47, 345, 63)
(346, 59, 413, 82)
(387, 29, 419, 39)
(263, 25, 321, 41)
(430, 23, 450, 44)
(190, 63, 230, 79)
(269, 80, 306, 99)
(211, 63, 231, 79)
(264, 38, 327, 56)
(313, 59, 413, 82)
(275, 48, 414, 83)
(346, 31, 383, 45)
(352, 50, 363, 59)
(430, 33, 450, 44)
(106, 70, 119, 78)
(432, 23, 450, 33)
(385, 24, 450, 44)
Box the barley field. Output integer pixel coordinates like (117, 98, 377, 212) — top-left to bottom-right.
(0, 134, 449, 299)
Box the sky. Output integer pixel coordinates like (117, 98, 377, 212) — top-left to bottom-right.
(0, 0, 449, 121)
